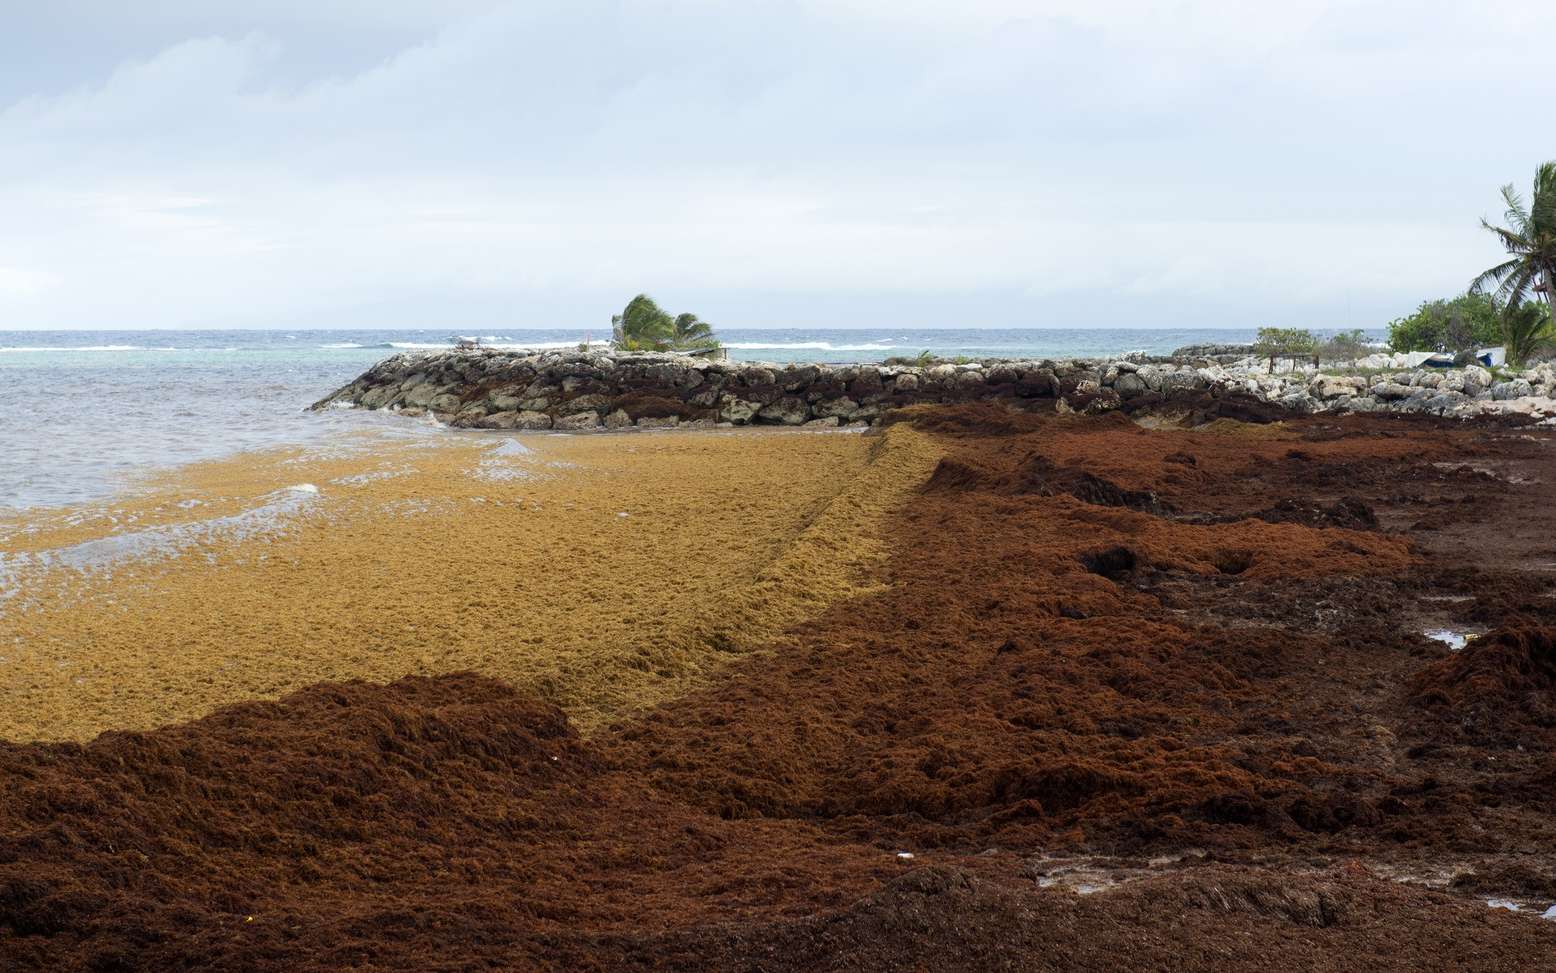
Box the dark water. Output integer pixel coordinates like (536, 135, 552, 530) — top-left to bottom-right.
(0, 327, 1357, 509)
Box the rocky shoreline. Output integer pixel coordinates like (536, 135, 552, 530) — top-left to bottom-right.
(313, 348, 1556, 428)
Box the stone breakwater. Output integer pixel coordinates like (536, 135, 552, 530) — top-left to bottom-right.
(313, 349, 1556, 426)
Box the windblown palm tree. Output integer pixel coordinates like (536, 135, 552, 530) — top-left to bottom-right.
(670, 313, 717, 350)
(1470, 162, 1556, 320)
(613, 294, 674, 350)
(1500, 299, 1555, 367)
(611, 295, 719, 352)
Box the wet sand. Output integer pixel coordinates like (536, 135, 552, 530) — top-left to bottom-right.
(4, 405, 1556, 970)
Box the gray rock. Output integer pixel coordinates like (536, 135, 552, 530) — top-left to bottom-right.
(718, 398, 760, 424)
(1492, 379, 1534, 400)
(757, 396, 810, 425)
(635, 415, 680, 429)
(555, 411, 602, 430)
(489, 394, 522, 412)
(1424, 391, 1467, 414)
(604, 409, 633, 429)
(513, 410, 553, 430)
(1373, 382, 1413, 401)
(1113, 372, 1147, 397)
(477, 411, 519, 430)
(403, 383, 438, 408)
(986, 363, 1019, 384)
(1159, 370, 1204, 393)
(893, 372, 921, 392)
(814, 397, 859, 418)
(804, 416, 840, 427)
(429, 393, 462, 414)
(564, 393, 613, 412)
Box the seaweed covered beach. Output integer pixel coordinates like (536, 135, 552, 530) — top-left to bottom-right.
(4, 400, 1556, 970)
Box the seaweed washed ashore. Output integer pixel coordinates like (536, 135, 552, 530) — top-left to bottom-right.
(313, 347, 1556, 429)
(5, 401, 1556, 970)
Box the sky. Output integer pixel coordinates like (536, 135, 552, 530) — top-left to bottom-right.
(1, 0, 1552, 331)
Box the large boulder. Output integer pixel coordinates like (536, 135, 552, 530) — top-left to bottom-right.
(1113, 372, 1147, 397)
(564, 393, 612, 413)
(814, 397, 859, 419)
(604, 409, 633, 429)
(1491, 379, 1534, 401)
(513, 410, 553, 430)
(757, 396, 811, 425)
(1159, 370, 1205, 393)
(402, 383, 438, 408)
(718, 398, 761, 424)
(555, 411, 602, 430)
(477, 411, 519, 430)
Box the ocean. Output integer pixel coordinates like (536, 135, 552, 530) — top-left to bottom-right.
(0, 327, 1371, 510)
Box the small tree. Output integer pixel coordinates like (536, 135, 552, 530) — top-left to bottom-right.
(1254, 327, 1319, 373)
(1321, 329, 1370, 365)
(1501, 299, 1555, 367)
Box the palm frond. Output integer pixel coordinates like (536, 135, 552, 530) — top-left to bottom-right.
(1500, 183, 1531, 235)
(1530, 162, 1556, 234)
(1469, 257, 1521, 296)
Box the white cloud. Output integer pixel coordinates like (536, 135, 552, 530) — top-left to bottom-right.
(0, 0, 1549, 329)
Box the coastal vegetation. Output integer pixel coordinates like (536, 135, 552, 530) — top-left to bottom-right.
(1377, 161, 1556, 365)
(1471, 162, 1556, 322)
(610, 294, 719, 352)
(1500, 299, 1556, 367)
(1254, 327, 1318, 371)
(1387, 294, 1502, 355)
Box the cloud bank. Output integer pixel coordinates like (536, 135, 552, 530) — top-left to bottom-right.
(2, 0, 1551, 329)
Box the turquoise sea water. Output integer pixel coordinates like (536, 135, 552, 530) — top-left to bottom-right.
(0, 327, 1379, 510)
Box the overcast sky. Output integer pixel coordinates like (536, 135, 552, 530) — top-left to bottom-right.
(2, 1, 1551, 331)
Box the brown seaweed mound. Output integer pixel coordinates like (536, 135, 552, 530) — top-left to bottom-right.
(1411, 626, 1556, 731)
(0, 675, 891, 971)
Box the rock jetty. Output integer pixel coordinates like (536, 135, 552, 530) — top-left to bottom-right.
(313, 348, 1556, 427)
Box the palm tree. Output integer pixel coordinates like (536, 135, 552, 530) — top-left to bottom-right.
(611, 295, 719, 352)
(1500, 299, 1555, 367)
(670, 313, 717, 350)
(1470, 162, 1556, 323)
(614, 294, 674, 350)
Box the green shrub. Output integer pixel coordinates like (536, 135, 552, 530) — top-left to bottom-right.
(1321, 328, 1371, 363)
(1387, 294, 1501, 352)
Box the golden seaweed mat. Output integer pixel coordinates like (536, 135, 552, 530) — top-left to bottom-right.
(0, 425, 943, 743)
